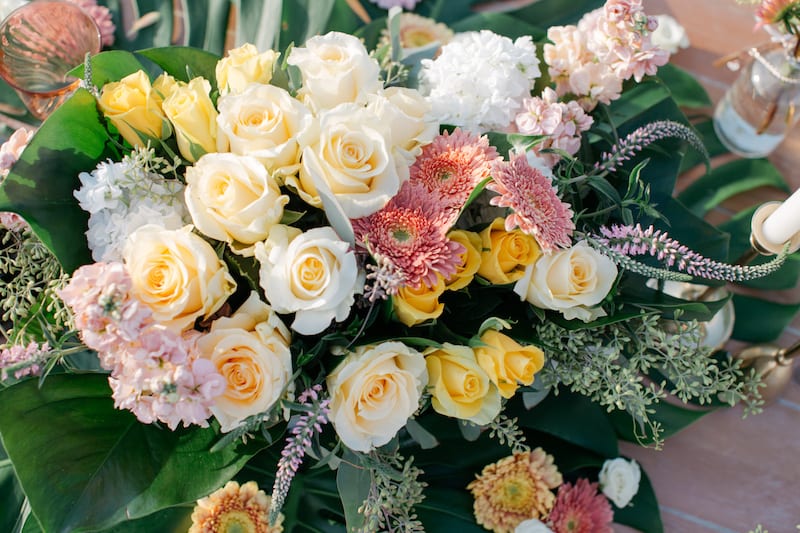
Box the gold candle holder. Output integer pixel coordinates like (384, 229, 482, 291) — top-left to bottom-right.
(0, 1, 101, 120)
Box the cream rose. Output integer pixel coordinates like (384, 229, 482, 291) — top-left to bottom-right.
(162, 77, 218, 162)
(515, 519, 554, 533)
(255, 225, 359, 335)
(599, 457, 641, 508)
(216, 83, 313, 178)
(216, 43, 279, 96)
(424, 343, 501, 425)
(97, 70, 171, 147)
(327, 342, 427, 452)
(197, 292, 293, 432)
(393, 275, 446, 327)
(513, 241, 617, 322)
(474, 329, 544, 399)
(123, 224, 236, 331)
(287, 32, 382, 111)
(185, 153, 289, 256)
(293, 103, 403, 218)
(478, 218, 541, 285)
(368, 88, 438, 165)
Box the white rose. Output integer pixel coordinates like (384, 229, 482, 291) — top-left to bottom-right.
(123, 225, 236, 331)
(216, 83, 313, 178)
(369, 87, 438, 165)
(513, 241, 617, 322)
(197, 292, 293, 433)
(515, 519, 554, 533)
(327, 342, 427, 452)
(255, 224, 360, 335)
(650, 14, 690, 55)
(293, 103, 403, 219)
(599, 457, 641, 508)
(287, 31, 382, 111)
(185, 153, 289, 256)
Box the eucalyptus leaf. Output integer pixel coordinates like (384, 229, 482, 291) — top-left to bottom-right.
(335, 449, 370, 532)
(608, 397, 712, 444)
(0, 374, 262, 533)
(404, 419, 440, 450)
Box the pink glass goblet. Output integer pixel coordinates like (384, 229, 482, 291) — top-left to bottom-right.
(0, 1, 101, 120)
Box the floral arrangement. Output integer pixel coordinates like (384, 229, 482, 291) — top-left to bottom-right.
(1, 1, 798, 532)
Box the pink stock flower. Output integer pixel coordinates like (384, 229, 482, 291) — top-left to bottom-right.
(0, 341, 50, 381)
(487, 154, 575, 252)
(0, 127, 34, 178)
(549, 479, 614, 533)
(66, 0, 115, 47)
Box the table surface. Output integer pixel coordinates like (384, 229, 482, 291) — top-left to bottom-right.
(611, 1, 800, 531)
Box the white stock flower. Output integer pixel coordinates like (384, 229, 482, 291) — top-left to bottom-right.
(216, 83, 313, 178)
(513, 241, 617, 322)
(515, 519, 554, 533)
(650, 14, 690, 55)
(294, 102, 404, 219)
(420, 30, 540, 132)
(599, 457, 641, 508)
(184, 152, 288, 256)
(327, 342, 427, 452)
(255, 225, 360, 335)
(287, 31, 382, 111)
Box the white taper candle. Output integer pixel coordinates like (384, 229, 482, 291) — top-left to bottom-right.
(761, 188, 800, 246)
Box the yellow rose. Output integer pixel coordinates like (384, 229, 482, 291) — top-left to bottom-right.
(185, 153, 289, 256)
(444, 230, 482, 291)
(424, 343, 501, 425)
(478, 218, 541, 285)
(123, 224, 237, 331)
(216, 43, 279, 96)
(197, 292, 293, 432)
(97, 70, 171, 147)
(162, 77, 218, 162)
(474, 330, 544, 399)
(152, 72, 181, 100)
(327, 342, 427, 452)
(393, 275, 446, 327)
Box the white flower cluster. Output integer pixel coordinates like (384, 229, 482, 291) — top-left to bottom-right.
(420, 30, 541, 133)
(75, 157, 189, 261)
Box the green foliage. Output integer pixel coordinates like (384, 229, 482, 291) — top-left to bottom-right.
(0, 374, 263, 532)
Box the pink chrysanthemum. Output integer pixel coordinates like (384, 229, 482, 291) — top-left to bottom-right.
(410, 129, 502, 216)
(353, 202, 465, 289)
(549, 479, 614, 533)
(487, 155, 574, 252)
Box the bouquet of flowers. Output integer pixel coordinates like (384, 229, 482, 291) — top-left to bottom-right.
(1, 0, 798, 532)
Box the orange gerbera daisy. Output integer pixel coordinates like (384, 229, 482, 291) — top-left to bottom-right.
(189, 481, 283, 533)
(467, 449, 563, 533)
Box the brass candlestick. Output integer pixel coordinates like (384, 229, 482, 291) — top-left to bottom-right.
(736, 339, 800, 404)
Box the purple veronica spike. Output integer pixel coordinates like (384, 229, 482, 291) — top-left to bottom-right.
(596, 120, 707, 172)
(269, 385, 331, 525)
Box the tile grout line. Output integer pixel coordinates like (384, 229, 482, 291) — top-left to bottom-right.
(660, 505, 741, 533)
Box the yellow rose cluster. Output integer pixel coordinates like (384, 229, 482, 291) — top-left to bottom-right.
(425, 329, 544, 425)
(393, 218, 540, 327)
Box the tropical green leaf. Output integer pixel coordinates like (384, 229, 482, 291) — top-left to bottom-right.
(612, 469, 663, 533)
(732, 294, 800, 343)
(510, 0, 604, 28)
(656, 63, 712, 109)
(679, 119, 729, 173)
(0, 441, 26, 533)
(608, 398, 712, 444)
(0, 374, 262, 533)
(0, 89, 113, 273)
(657, 196, 730, 261)
(677, 159, 789, 217)
(616, 276, 730, 322)
(137, 47, 221, 84)
(451, 12, 545, 40)
(70, 50, 150, 89)
(416, 487, 486, 533)
(104, 506, 193, 533)
(279, 0, 336, 50)
(510, 392, 619, 458)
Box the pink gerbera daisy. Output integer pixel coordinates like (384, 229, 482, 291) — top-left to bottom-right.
(549, 479, 614, 533)
(353, 203, 465, 290)
(487, 154, 574, 252)
(410, 128, 502, 214)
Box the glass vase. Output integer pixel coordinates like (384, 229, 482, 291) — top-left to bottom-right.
(0, 1, 101, 120)
(713, 43, 800, 158)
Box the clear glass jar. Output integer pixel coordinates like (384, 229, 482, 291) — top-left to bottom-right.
(713, 43, 800, 158)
